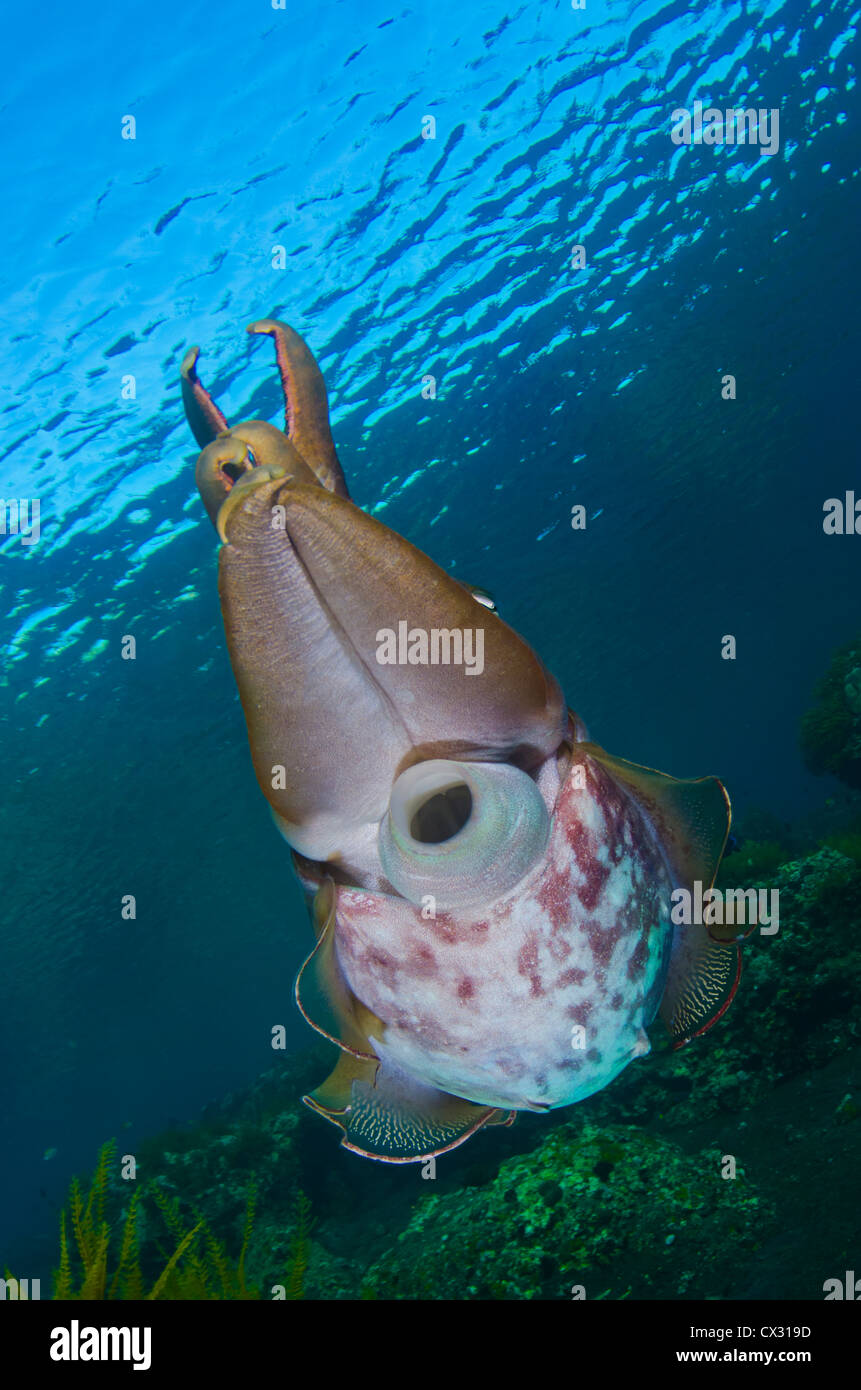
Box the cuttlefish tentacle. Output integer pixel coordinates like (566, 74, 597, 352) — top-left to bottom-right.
(247, 318, 350, 499)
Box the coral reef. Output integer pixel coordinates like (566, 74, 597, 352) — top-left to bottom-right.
(360, 1122, 768, 1300)
(800, 636, 861, 787)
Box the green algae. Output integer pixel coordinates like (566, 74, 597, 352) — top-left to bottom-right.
(360, 1122, 769, 1300)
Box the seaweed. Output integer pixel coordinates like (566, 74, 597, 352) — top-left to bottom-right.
(45, 1141, 265, 1300)
(284, 1190, 314, 1300)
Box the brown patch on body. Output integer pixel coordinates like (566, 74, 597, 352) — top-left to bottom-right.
(536, 865, 573, 933)
(567, 999, 593, 1024)
(558, 966, 587, 988)
(589, 918, 624, 969)
(408, 943, 439, 978)
(577, 857, 612, 913)
(517, 934, 544, 998)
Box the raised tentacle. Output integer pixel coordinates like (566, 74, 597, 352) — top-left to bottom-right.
(247, 318, 349, 498)
(181, 346, 230, 447)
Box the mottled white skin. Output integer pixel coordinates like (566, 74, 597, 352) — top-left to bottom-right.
(333, 751, 675, 1112)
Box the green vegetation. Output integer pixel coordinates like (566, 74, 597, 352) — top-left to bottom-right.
(38, 1139, 311, 1300)
(800, 635, 861, 787)
(284, 1191, 313, 1300)
(359, 1122, 769, 1300)
(822, 824, 861, 863)
(716, 838, 787, 889)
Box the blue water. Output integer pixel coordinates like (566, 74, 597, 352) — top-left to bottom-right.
(1, 0, 859, 1262)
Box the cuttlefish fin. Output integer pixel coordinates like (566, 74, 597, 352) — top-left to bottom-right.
(298, 877, 514, 1160)
(580, 743, 731, 890)
(303, 1050, 515, 1163)
(660, 917, 742, 1048)
(294, 878, 381, 1061)
(581, 743, 739, 1047)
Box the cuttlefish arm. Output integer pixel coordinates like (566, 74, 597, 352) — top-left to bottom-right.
(247, 319, 349, 499)
(181, 319, 346, 525)
(181, 321, 348, 499)
(180, 345, 230, 448)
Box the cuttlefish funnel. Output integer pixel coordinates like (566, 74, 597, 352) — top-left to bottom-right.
(379, 759, 551, 910)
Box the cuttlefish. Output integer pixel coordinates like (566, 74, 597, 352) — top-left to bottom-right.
(181, 318, 738, 1163)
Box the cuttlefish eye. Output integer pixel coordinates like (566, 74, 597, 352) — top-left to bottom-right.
(378, 758, 550, 910)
